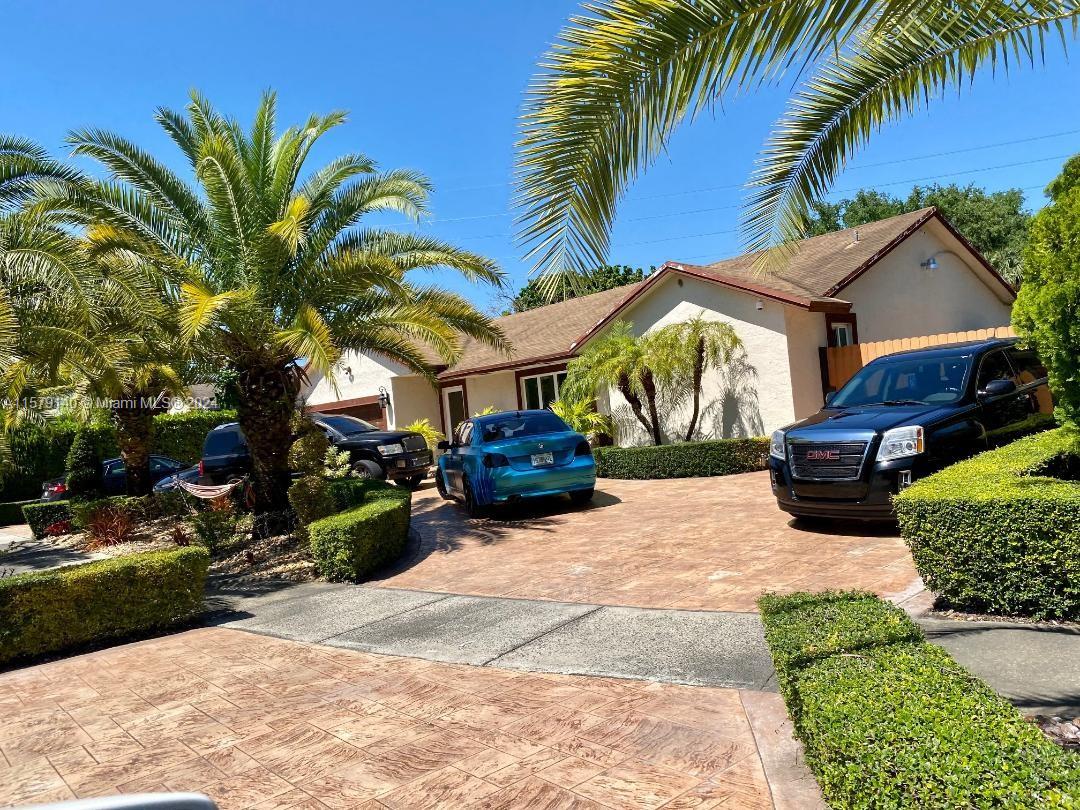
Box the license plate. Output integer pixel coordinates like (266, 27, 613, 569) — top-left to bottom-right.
(531, 452, 554, 467)
(396, 460, 407, 468)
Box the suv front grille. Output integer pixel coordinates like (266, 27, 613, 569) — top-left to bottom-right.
(789, 442, 868, 481)
(402, 435, 428, 453)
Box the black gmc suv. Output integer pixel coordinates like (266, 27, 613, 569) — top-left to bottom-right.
(769, 338, 1053, 521)
(199, 414, 433, 488)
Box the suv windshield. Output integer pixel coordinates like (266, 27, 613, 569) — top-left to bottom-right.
(316, 414, 377, 436)
(830, 353, 973, 407)
(479, 411, 569, 442)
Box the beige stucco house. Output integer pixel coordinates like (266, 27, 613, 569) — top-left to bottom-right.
(303, 207, 1016, 444)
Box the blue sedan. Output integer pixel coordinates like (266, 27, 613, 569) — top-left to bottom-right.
(436, 410, 596, 516)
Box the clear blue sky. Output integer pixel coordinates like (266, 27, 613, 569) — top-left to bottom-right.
(2, 1, 1078, 312)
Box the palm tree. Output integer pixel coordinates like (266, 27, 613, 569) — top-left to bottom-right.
(549, 397, 615, 444)
(650, 317, 741, 441)
(563, 320, 677, 445)
(516, 0, 1078, 285)
(5, 91, 508, 512)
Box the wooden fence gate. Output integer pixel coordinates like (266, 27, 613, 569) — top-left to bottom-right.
(822, 326, 1017, 392)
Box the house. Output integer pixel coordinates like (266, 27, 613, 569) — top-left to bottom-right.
(303, 207, 1016, 444)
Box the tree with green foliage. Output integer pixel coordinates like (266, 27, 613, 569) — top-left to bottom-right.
(515, 0, 1074, 288)
(805, 185, 1032, 283)
(1012, 155, 1080, 427)
(2, 91, 508, 514)
(549, 397, 615, 444)
(65, 429, 102, 498)
(504, 265, 650, 314)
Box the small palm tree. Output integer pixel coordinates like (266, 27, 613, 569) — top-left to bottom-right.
(5, 92, 508, 511)
(649, 317, 741, 441)
(563, 320, 676, 445)
(549, 397, 614, 444)
(516, 0, 1078, 283)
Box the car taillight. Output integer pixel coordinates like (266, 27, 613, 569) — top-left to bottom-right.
(483, 453, 510, 468)
(575, 441, 592, 457)
(51, 482, 66, 494)
(198, 460, 205, 477)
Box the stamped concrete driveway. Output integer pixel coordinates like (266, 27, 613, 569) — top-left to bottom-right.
(375, 471, 922, 612)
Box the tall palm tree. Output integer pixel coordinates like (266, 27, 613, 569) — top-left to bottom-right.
(649, 316, 741, 441)
(4, 91, 508, 512)
(516, 0, 1078, 286)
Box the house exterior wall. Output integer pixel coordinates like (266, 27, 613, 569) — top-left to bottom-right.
(600, 273, 795, 443)
(784, 307, 827, 419)
(842, 222, 1013, 342)
(389, 375, 440, 430)
(465, 370, 519, 415)
(305, 350, 406, 409)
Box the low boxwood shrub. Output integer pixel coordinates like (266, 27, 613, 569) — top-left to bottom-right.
(0, 499, 35, 526)
(308, 485, 411, 581)
(22, 500, 74, 539)
(760, 591, 1080, 808)
(895, 427, 1080, 619)
(594, 437, 768, 479)
(0, 547, 209, 667)
(327, 477, 390, 510)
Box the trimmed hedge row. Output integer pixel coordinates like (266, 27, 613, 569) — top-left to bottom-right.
(895, 427, 1080, 619)
(594, 437, 769, 479)
(308, 484, 411, 582)
(0, 547, 209, 667)
(0, 409, 236, 501)
(22, 500, 73, 539)
(759, 591, 1080, 808)
(0, 499, 35, 526)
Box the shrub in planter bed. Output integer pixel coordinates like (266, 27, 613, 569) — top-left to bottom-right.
(22, 500, 73, 539)
(759, 591, 1080, 808)
(895, 427, 1080, 619)
(594, 437, 768, 479)
(0, 547, 209, 667)
(308, 486, 411, 581)
(0, 499, 35, 526)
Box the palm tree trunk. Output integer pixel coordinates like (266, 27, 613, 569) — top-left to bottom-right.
(112, 400, 155, 496)
(617, 373, 654, 439)
(236, 362, 299, 515)
(685, 338, 705, 441)
(641, 370, 663, 446)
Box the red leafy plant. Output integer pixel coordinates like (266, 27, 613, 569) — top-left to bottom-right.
(43, 519, 72, 537)
(86, 506, 135, 548)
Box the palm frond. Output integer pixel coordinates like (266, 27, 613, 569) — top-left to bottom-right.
(275, 303, 340, 378)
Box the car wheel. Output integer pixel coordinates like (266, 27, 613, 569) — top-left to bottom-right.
(569, 488, 594, 506)
(397, 474, 425, 490)
(435, 470, 452, 500)
(462, 478, 486, 518)
(352, 460, 385, 480)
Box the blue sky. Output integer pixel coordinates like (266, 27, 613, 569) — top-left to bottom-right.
(2, 1, 1078, 312)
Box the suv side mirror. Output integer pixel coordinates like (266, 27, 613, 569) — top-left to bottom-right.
(979, 378, 1017, 399)
(436, 440, 451, 451)
(824, 390, 837, 406)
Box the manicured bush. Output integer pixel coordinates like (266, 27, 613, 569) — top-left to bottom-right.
(65, 430, 103, 498)
(327, 477, 390, 510)
(895, 427, 1080, 619)
(594, 437, 768, 479)
(0, 547, 209, 667)
(760, 591, 1080, 808)
(22, 501, 73, 539)
(0, 410, 237, 502)
(0, 500, 35, 526)
(70, 496, 151, 529)
(288, 474, 336, 527)
(308, 485, 411, 581)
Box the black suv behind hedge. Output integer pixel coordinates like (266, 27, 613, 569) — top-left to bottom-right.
(769, 338, 1053, 520)
(199, 413, 432, 488)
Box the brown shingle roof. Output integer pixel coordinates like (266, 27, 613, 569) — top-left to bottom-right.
(437, 282, 647, 379)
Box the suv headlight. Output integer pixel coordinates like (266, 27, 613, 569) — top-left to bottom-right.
(769, 429, 786, 461)
(376, 443, 404, 456)
(876, 426, 924, 461)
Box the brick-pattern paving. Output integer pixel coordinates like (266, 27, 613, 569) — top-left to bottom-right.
(379, 472, 920, 611)
(0, 628, 787, 809)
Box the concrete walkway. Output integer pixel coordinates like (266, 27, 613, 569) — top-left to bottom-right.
(0, 523, 104, 576)
(208, 581, 776, 691)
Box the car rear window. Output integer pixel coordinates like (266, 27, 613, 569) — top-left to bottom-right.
(204, 428, 247, 456)
(479, 411, 570, 442)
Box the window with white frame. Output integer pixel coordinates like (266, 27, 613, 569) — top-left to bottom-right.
(830, 322, 854, 348)
(521, 370, 568, 410)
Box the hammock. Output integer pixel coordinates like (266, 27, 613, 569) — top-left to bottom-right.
(177, 477, 248, 500)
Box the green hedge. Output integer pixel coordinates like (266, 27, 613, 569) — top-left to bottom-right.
(895, 427, 1080, 620)
(594, 437, 769, 479)
(759, 591, 1080, 808)
(0, 410, 236, 501)
(0, 499, 35, 526)
(22, 501, 73, 539)
(0, 547, 209, 667)
(309, 484, 411, 581)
